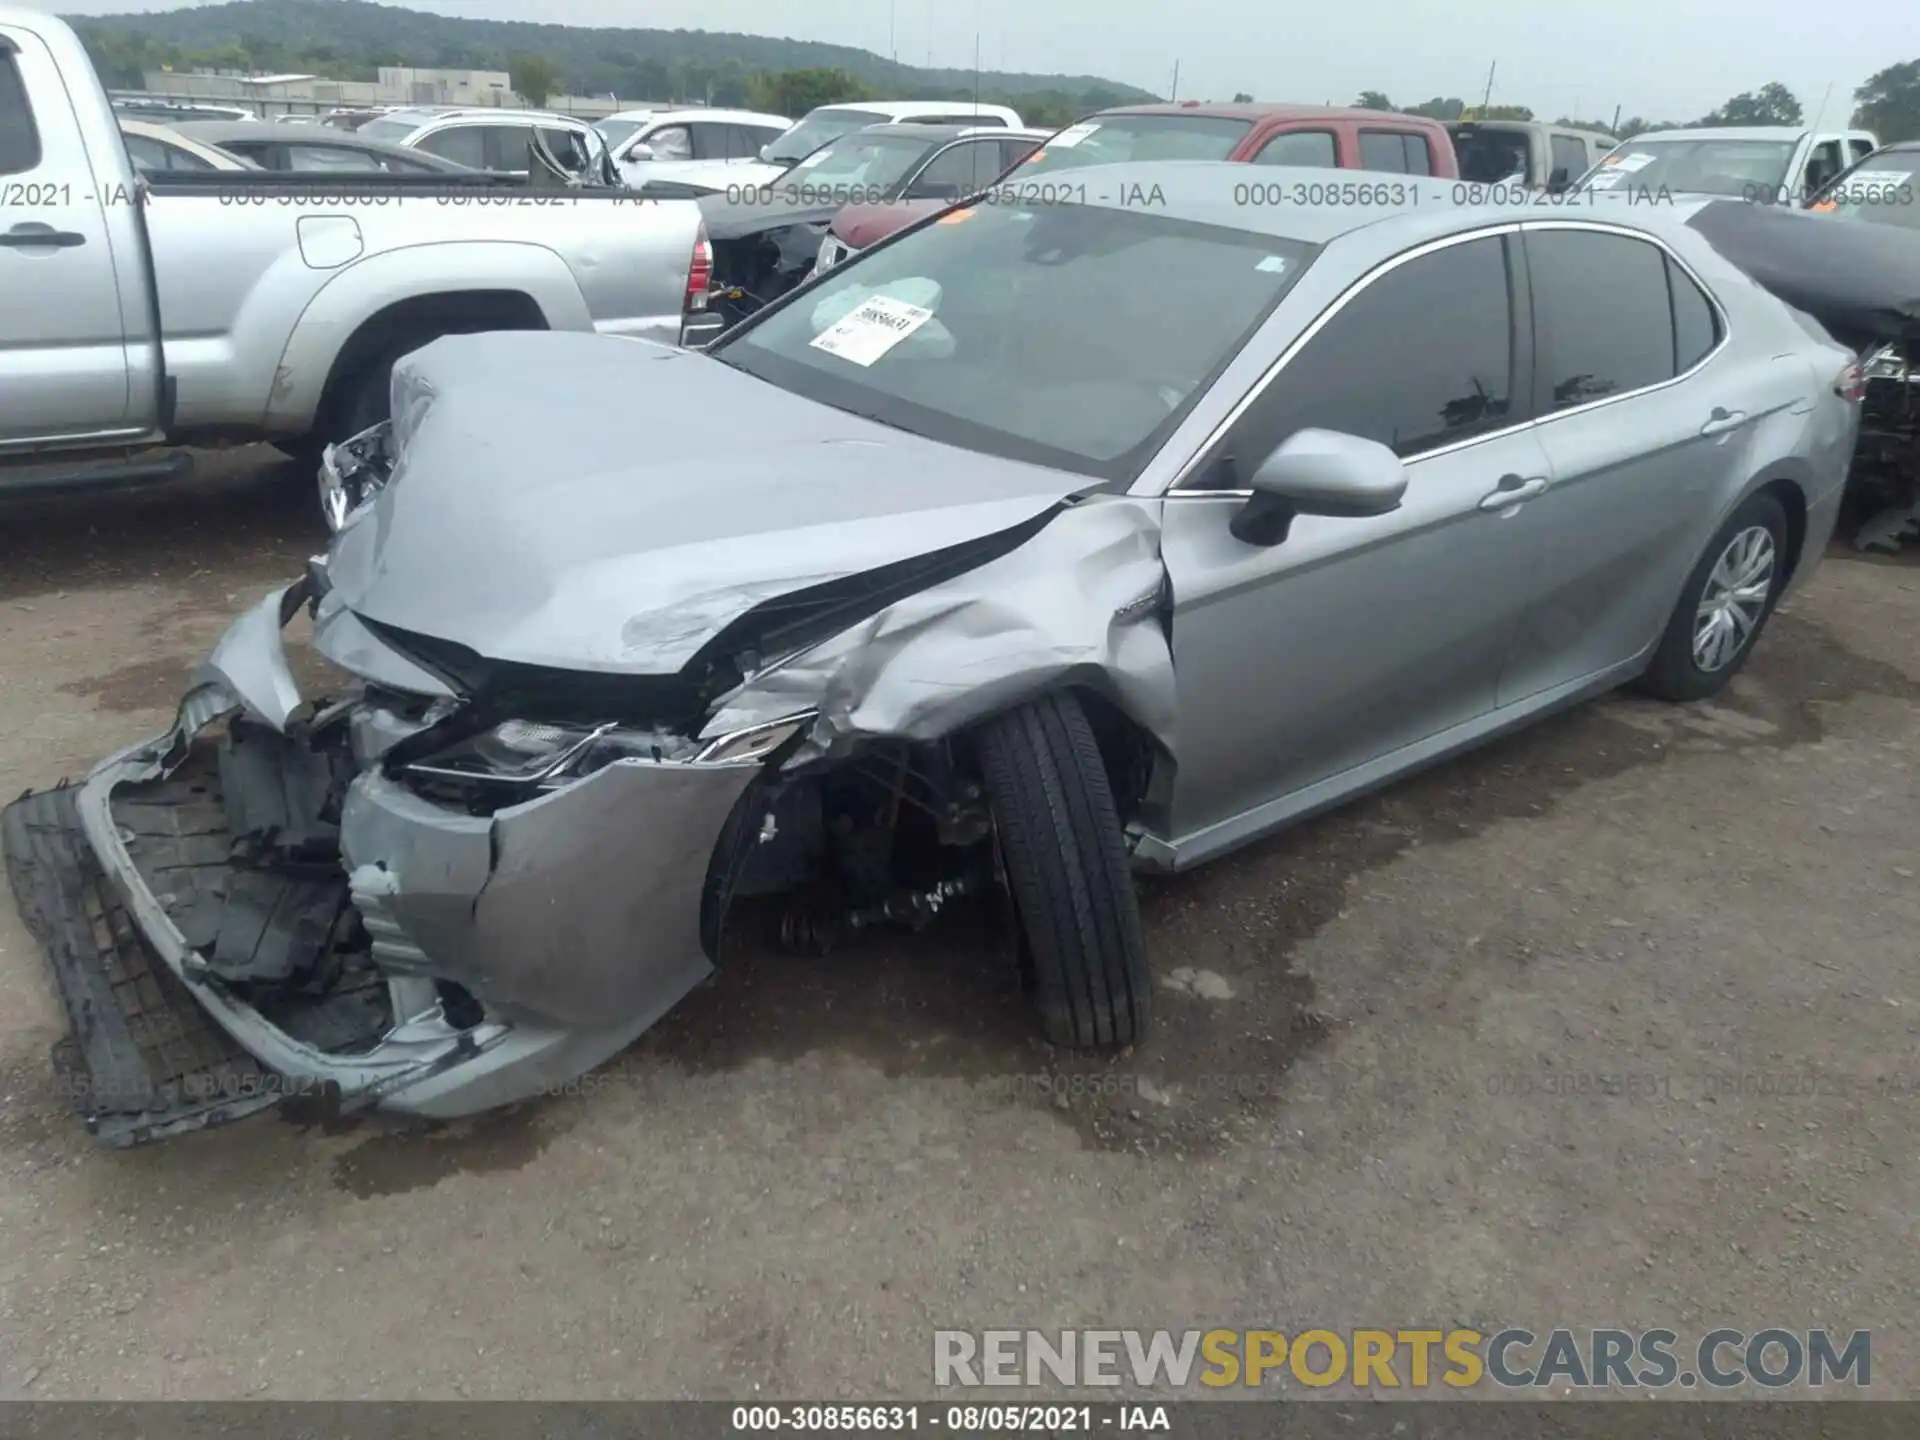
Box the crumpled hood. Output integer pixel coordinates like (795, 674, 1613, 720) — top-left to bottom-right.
(323, 331, 1082, 676)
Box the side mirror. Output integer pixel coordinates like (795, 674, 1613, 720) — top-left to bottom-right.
(625, 142, 657, 163)
(759, 144, 775, 162)
(1229, 429, 1408, 546)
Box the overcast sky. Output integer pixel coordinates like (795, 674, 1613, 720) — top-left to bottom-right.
(25, 0, 1919, 123)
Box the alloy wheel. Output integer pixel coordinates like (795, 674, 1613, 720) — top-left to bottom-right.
(1692, 524, 1776, 673)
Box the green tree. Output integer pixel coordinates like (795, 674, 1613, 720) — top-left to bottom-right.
(1464, 103, 1533, 121)
(1853, 59, 1920, 142)
(1404, 96, 1466, 120)
(745, 66, 869, 116)
(1355, 90, 1392, 110)
(1231, 91, 1253, 103)
(510, 52, 558, 106)
(1697, 81, 1801, 126)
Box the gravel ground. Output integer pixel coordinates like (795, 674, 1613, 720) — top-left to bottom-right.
(0, 452, 1916, 1400)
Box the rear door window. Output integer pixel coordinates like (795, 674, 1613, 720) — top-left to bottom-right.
(1849, 138, 1876, 164)
(1253, 130, 1337, 167)
(1229, 233, 1516, 461)
(1526, 228, 1678, 409)
(0, 52, 41, 175)
(904, 138, 1002, 199)
(688, 122, 734, 160)
(286, 143, 383, 171)
(1359, 130, 1431, 174)
(415, 125, 487, 168)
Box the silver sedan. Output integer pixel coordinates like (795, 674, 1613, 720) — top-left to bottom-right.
(3, 164, 1861, 1144)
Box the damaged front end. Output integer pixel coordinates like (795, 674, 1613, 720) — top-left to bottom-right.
(2, 570, 786, 1145)
(4, 332, 1183, 1146)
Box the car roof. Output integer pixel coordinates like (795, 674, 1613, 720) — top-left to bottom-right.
(417, 108, 591, 126)
(1625, 127, 1810, 143)
(856, 122, 1050, 142)
(167, 119, 462, 162)
(822, 99, 1019, 116)
(628, 107, 792, 127)
(1020, 159, 1710, 246)
(117, 118, 257, 168)
(1092, 101, 1431, 123)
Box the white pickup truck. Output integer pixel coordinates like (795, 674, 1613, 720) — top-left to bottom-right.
(0, 7, 710, 496)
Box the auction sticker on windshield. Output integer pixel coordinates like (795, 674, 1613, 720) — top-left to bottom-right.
(1046, 122, 1101, 149)
(810, 294, 935, 366)
(1605, 152, 1658, 173)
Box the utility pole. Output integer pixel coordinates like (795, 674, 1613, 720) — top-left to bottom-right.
(1170, 59, 1180, 102)
(1610, 102, 1621, 133)
(889, 0, 896, 63)
(1480, 60, 1496, 114)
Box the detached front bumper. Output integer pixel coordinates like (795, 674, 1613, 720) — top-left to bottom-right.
(2, 584, 764, 1145)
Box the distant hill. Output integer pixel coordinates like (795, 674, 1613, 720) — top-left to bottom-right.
(68, 0, 1157, 120)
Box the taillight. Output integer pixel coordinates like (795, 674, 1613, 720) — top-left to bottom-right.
(685, 222, 712, 312)
(1836, 358, 1867, 403)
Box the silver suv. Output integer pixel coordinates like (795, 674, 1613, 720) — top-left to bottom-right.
(356, 106, 617, 184)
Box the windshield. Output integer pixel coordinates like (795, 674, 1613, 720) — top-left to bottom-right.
(767, 107, 886, 165)
(1011, 115, 1252, 176)
(595, 117, 649, 150)
(1812, 153, 1918, 229)
(712, 200, 1316, 481)
(1582, 138, 1796, 199)
(781, 131, 938, 193)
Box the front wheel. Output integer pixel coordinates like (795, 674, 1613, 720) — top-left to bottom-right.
(974, 691, 1152, 1049)
(1637, 491, 1789, 702)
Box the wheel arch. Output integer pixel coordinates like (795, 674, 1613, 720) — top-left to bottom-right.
(263, 241, 591, 432)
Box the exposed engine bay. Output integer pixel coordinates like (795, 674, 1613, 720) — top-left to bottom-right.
(707, 226, 828, 332)
(1683, 200, 1920, 551)
(1850, 341, 1920, 552)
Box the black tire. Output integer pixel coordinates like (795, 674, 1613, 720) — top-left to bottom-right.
(333, 350, 401, 440)
(1636, 490, 1790, 702)
(272, 351, 400, 471)
(975, 691, 1151, 1049)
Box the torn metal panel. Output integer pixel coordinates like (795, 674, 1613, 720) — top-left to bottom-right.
(310, 586, 454, 698)
(338, 753, 760, 1027)
(703, 495, 1177, 763)
(192, 584, 304, 732)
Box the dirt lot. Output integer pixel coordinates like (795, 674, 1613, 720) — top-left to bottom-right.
(0, 452, 1916, 1400)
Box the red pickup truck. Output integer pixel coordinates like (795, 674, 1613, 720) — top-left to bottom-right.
(816, 100, 1461, 272)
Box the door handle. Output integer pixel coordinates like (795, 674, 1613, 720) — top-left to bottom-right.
(1479, 474, 1549, 510)
(0, 223, 86, 249)
(1699, 408, 1748, 436)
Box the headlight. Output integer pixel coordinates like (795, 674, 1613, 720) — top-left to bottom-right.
(405, 711, 817, 787)
(693, 712, 816, 764)
(406, 720, 617, 785)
